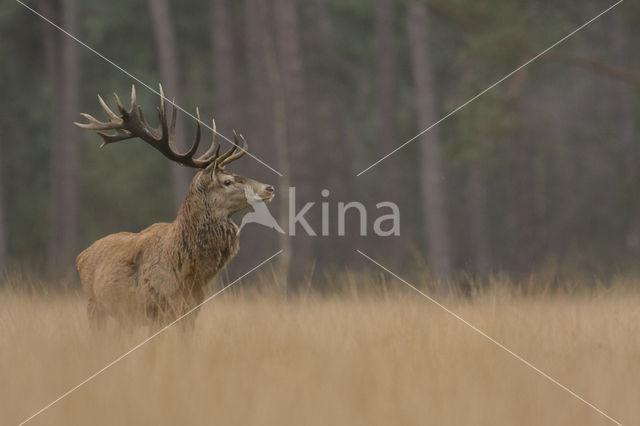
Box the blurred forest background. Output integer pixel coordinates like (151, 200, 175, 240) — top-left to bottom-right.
(1, 0, 639, 288)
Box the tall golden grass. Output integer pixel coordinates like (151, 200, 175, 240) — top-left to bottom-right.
(1, 272, 638, 425)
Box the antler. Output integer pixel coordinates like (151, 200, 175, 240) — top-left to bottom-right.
(75, 84, 248, 169)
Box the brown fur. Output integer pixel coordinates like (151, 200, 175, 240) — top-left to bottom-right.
(77, 164, 273, 328)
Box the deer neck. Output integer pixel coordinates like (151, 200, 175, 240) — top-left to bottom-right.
(169, 190, 239, 283)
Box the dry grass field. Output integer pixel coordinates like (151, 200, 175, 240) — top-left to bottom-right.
(1, 273, 639, 425)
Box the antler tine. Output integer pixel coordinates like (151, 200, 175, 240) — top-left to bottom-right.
(158, 83, 166, 116)
(96, 129, 134, 147)
(219, 130, 248, 166)
(237, 132, 249, 150)
(228, 132, 249, 161)
(195, 118, 219, 163)
(215, 131, 240, 164)
(113, 92, 128, 118)
(74, 112, 111, 130)
(130, 84, 137, 111)
(215, 144, 236, 164)
(97, 94, 120, 121)
(137, 105, 147, 125)
(129, 84, 151, 136)
(181, 107, 202, 159)
(168, 98, 178, 148)
(156, 100, 170, 146)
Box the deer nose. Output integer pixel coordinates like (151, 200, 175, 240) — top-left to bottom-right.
(265, 186, 275, 193)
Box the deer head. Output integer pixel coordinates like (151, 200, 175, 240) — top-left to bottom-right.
(75, 84, 274, 216)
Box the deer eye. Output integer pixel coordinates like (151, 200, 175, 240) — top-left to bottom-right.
(223, 179, 232, 186)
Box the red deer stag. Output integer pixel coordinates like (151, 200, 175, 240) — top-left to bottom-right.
(75, 85, 274, 328)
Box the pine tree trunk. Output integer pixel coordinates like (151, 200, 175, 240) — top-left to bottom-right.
(374, 0, 400, 201)
(211, 0, 238, 136)
(610, 13, 637, 181)
(512, 134, 535, 273)
(48, 0, 79, 279)
(244, 0, 272, 155)
(246, 0, 291, 277)
(274, 0, 313, 287)
(374, 0, 402, 266)
(308, 0, 354, 268)
(467, 164, 491, 273)
(149, 0, 192, 211)
(508, 70, 535, 274)
(408, 3, 452, 285)
(41, 0, 60, 275)
(609, 13, 639, 252)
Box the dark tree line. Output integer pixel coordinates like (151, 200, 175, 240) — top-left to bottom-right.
(1, 0, 639, 287)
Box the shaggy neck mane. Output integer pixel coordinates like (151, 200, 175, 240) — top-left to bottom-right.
(168, 185, 239, 287)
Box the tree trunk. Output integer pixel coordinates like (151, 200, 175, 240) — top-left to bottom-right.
(609, 13, 639, 253)
(374, 0, 400, 201)
(42, 0, 60, 274)
(374, 0, 402, 266)
(210, 0, 238, 136)
(244, 0, 272, 155)
(48, 0, 79, 279)
(408, 3, 453, 285)
(467, 165, 491, 273)
(512, 133, 536, 273)
(148, 0, 192, 211)
(274, 0, 313, 287)
(264, 27, 292, 282)
(507, 68, 536, 274)
(610, 13, 637, 182)
(246, 0, 291, 277)
(308, 0, 355, 268)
